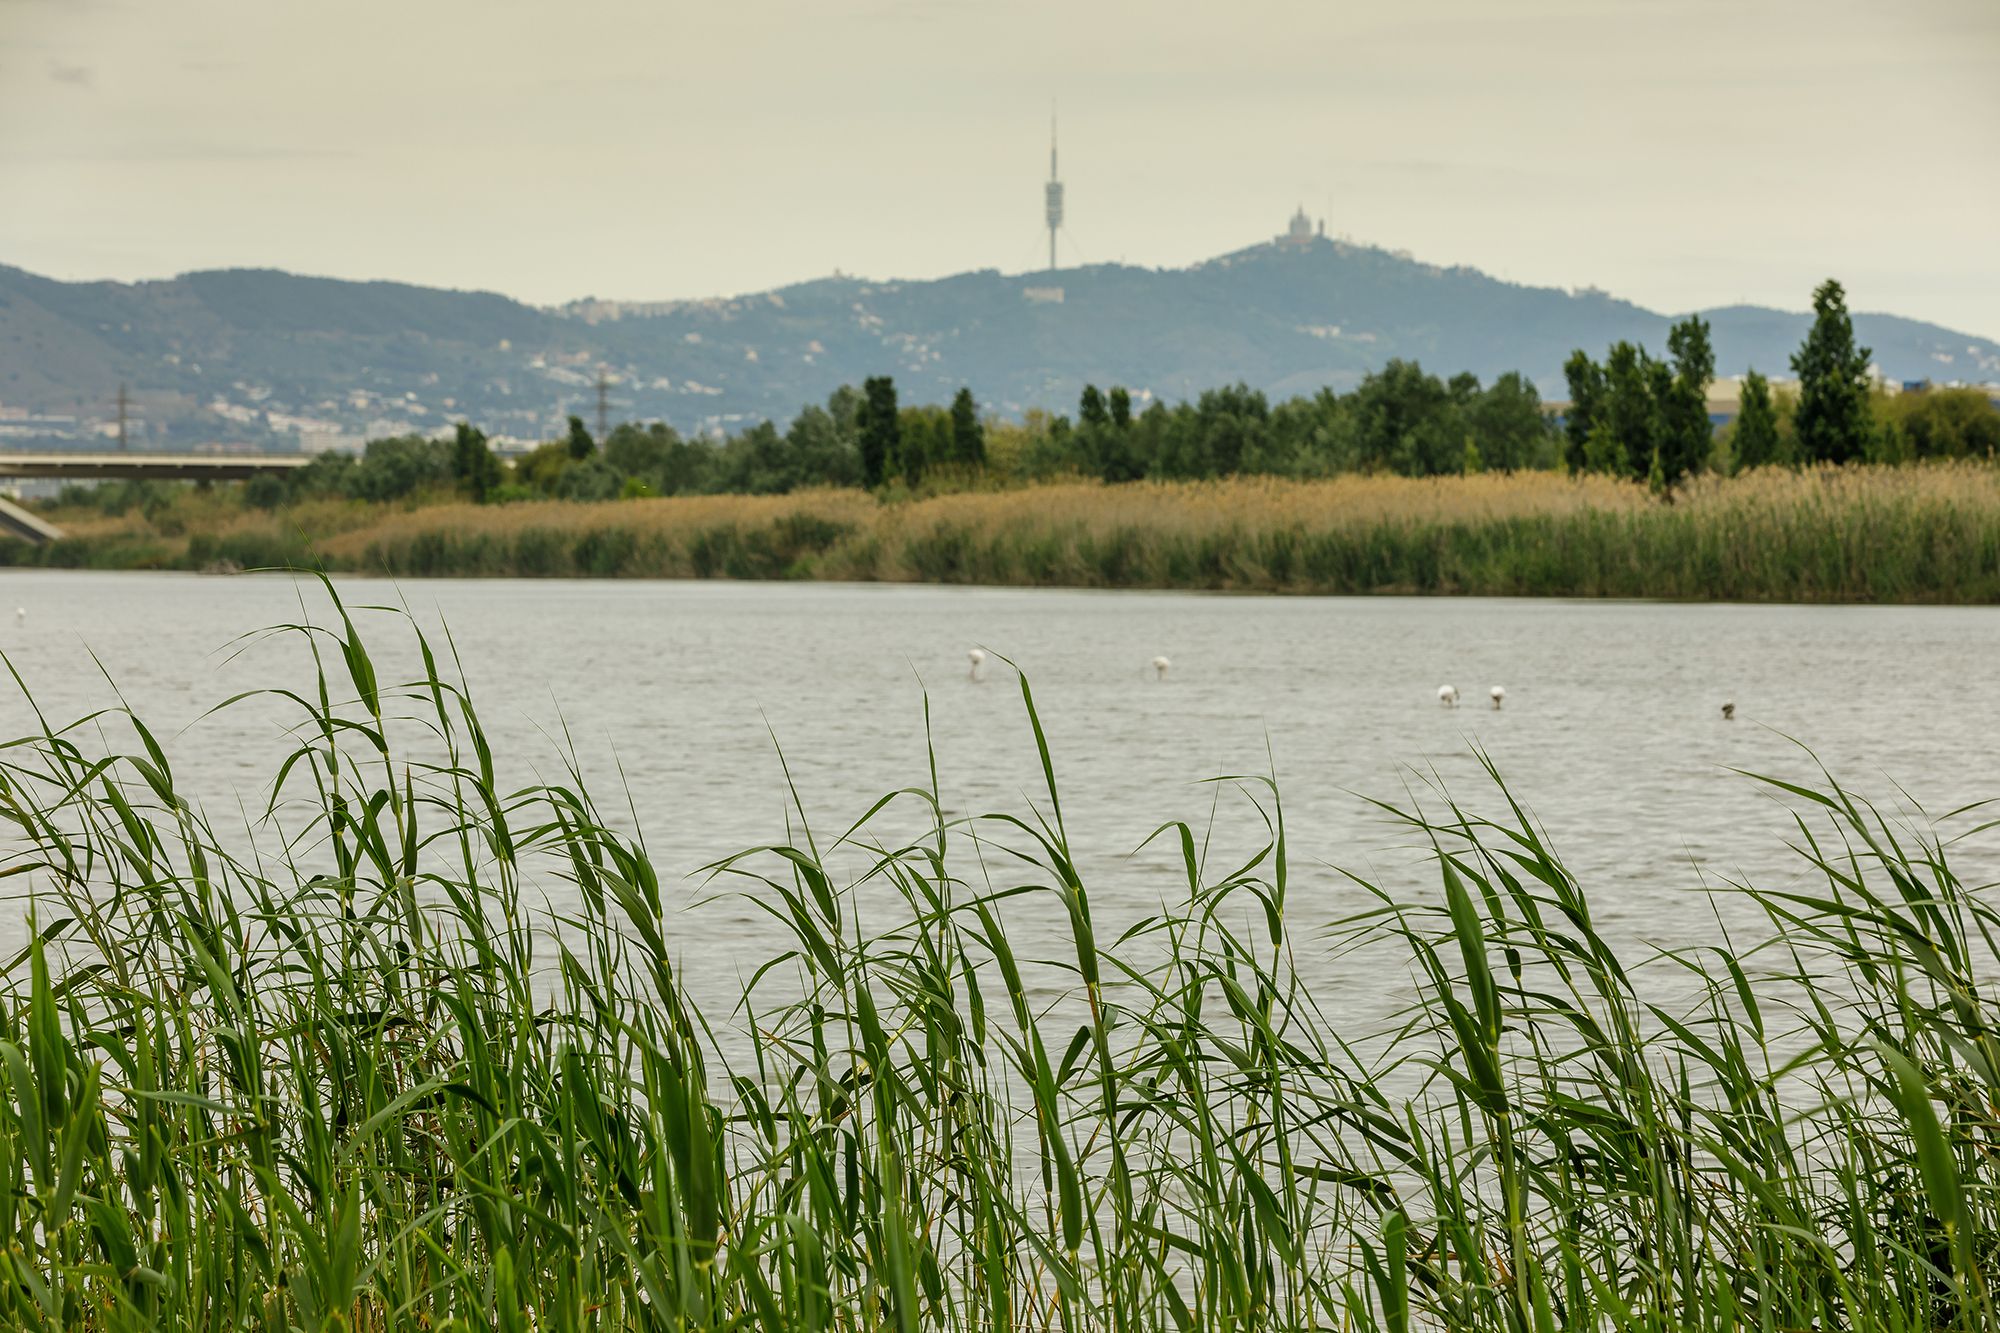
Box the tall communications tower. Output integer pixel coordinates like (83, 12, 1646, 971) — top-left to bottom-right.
(1044, 111, 1064, 272)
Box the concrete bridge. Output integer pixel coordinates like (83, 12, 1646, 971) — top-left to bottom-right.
(0, 450, 314, 543)
(0, 450, 315, 483)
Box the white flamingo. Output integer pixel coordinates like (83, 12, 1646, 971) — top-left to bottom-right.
(1489, 685, 1505, 710)
(1438, 684, 1459, 708)
(967, 648, 986, 682)
(1152, 656, 1171, 681)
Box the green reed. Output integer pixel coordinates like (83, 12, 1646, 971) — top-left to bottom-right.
(0, 582, 1991, 1329)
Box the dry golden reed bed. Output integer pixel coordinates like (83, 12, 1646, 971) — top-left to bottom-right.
(22, 463, 2000, 601)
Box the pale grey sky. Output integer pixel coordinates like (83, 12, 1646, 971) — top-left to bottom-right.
(2, 0, 1995, 333)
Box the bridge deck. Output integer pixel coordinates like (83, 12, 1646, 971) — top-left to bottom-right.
(0, 452, 315, 482)
(0, 451, 315, 542)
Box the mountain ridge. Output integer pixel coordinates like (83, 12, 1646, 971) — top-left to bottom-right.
(1, 235, 1992, 449)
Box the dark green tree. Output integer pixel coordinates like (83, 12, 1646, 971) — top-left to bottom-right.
(711, 421, 795, 494)
(1351, 360, 1462, 476)
(893, 407, 951, 486)
(604, 421, 721, 495)
(948, 387, 985, 466)
(1189, 384, 1271, 477)
(243, 473, 286, 510)
(1602, 342, 1661, 479)
(1023, 412, 1083, 477)
(604, 421, 662, 477)
(1076, 383, 1139, 480)
(787, 404, 864, 487)
(1108, 386, 1133, 430)
(858, 376, 899, 488)
(1466, 373, 1553, 473)
(1661, 315, 1715, 485)
(1731, 371, 1782, 471)
(1562, 350, 1607, 474)
(1079, 385, 1110, 430)
(1645, 357, 1678, 479)
(565, 415, 595, 462)
(353, 434, 453, 502)
(1791, 279, 1874, 464)
(1129, 401, 1175, 477)
(451, 422, 501, 502)
(1088, 416, 1145, 482)
(557, 455, 622, 501)
(1887, 387, 2000, 460)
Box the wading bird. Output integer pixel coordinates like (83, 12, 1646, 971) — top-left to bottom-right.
(968, 648, 985, 682)
(1490, 685, 1505, 710)
(1438, 684, 1459, 708)
(1152, 656, 1171, 680)
(1722, 701, 1736, 721)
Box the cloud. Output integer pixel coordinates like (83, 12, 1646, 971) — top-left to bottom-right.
(47, 61, 92, 86)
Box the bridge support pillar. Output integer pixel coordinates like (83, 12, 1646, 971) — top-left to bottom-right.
(0, 498, 64, 545)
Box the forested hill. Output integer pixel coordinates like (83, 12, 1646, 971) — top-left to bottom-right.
(2, 236, 1993, 448)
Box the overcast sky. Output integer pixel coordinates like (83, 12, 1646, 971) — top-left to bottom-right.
(2, 0, 1995, 333)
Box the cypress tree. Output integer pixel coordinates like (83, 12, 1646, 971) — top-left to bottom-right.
(858, 376, 900, 489)
(1109, 386, 1133, 431)
(452, 422, 500, 503)
(1079, 385, 1110, 429)
(565, 415, 595, 461)
(1663, 315, 1715, 485)
(949, 387, 984, 466)
(1791, 279, 1873, 463)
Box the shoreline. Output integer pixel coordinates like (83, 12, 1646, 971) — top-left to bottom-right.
(5, 563, 1998, 612)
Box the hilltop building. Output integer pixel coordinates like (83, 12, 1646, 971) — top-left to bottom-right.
(1276, 206, 1324, 248)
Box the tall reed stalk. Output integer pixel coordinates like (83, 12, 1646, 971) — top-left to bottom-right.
(0, 582, 1991, 1329)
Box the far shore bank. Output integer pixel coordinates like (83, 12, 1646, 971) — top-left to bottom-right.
(11, 465, 2000, 604)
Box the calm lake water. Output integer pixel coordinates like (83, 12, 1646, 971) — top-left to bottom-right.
(2, 570, 1996, 1019)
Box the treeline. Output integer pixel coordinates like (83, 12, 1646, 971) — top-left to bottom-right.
(149, 363, 1558, 513)
(1563, 279, 2000, 485)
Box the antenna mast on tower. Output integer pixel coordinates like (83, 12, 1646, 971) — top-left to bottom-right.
(1044, 108, 1064, 272)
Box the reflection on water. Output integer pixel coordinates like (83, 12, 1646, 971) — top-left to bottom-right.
(3, 570, 1996, 1020)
